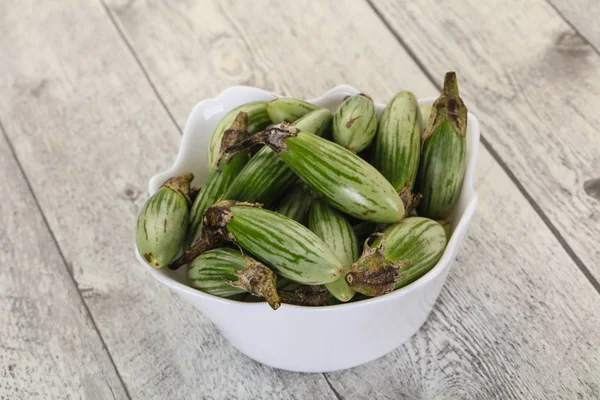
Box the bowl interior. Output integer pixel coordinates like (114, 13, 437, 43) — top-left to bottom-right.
(137, 86, 480, 309)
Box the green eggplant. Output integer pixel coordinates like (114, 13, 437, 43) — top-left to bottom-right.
(267, 97, 320, 123)
(187, 112, 249, 245)
(308, 198, 359, 302)
(224, 109, 333, 206)
(346, 217, 447, 296)
(224, 124, 405, 223)
(136, 173, 193, 268)
(276, 184, 313, 225)
(170, 201, 343, 285)
(333, 94, 377, 152)
(416, 72, 467, 219)
(188, 248, 280, 309)
(207, 101, 270, 171)
(373, 91, 422, 191)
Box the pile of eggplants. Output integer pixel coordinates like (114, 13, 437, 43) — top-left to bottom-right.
(136, 72, 467, 310)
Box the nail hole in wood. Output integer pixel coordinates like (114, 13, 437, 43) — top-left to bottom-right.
(583, 178, 600, 200)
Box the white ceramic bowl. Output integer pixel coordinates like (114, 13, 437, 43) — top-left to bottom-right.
(135, 86, 480, 373)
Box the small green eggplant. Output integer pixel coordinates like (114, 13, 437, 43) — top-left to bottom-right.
(267, 97, 320, 123)
(187, 112, 250, 245)
(346, 217, 447, 296)
(207, 101, 270, 172)
(416, 72, 467, 219)
(136, 173, 193, 268)
(188, 248, 280, 310)
(332, 94, 377, 152)
(224, 124, 405, 223)
(170, 201, 343, 285)
(276, 184, 313, 225)
(308, 198, 359, 302)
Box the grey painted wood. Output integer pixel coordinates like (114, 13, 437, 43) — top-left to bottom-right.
(370, 0, 600, 283)
(549, 0, 600, 51)
(326, 152, 600, 399)
(1, 0, 599, 398)
(103, 0, 436, 125)
(0, 132, 128, 399)
(0, 2, 337, 399)
(85, 0, 600, 398)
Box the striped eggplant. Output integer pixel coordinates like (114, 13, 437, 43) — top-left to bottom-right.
(188, 248, 247, 297)
(276, 184, 313, 225)
(267, 97, 320, 124)
(207, 101, 270, 171)
(224, 109, 333, 206)
(308, 198, 359, 302)
(170, 201, 343, 284)
(416, 72, 467, 219)
(188, 248, 280, 309)
(136, 173, 193, 268)
(373, 91, 422, 191)
(187, 112, 250, 245)
(333, 94, 377, 152)
(346, 217, 447, 296)
(225, 124, 405, 223)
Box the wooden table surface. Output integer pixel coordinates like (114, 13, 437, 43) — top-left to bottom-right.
(1, 1, 599, 399)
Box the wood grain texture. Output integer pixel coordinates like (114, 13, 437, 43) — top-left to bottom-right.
(327, 151, 600, 399)
(0, 2, 337, 399)
(95, 0, 600, 398)
(0, 132, 128, 399)
(1, 0, 599, 398)
(103, 0, 436, 125)
(371, 0, 600, 282)
(549, 0, 600, 51)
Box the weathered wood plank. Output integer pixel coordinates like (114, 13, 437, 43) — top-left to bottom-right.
(0, 2, 337, 399)
(326, 148, 600, 399)
(371, 0, 600, 282)
(104, 0, 600, 397)
(549, 0, 600, 51)
(0, 132, 128, 399)
(103, 0, 436, 123)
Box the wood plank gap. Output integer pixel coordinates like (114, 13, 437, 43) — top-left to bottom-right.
(98, 0, 182, 135)
(364, 0, 600, 296)
(99, 2, 344, 398)
(323, 374, 344, 400)
(0, 119, 134, 400)
(545, 0, 600, 56)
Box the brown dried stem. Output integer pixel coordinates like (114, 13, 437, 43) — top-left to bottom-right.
(167, 200, 260, 270)
(161, 172, 194, 205)
(279, 285, 330, 307)
(398, 184, 423, 217)
(224, 122, 299, 156)
(216, 112, 249, 168)
(345, 234, 411, 296)
(422, 71, 468, 142)
(224, 256, 281, 310)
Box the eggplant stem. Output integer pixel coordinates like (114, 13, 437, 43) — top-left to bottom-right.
(168, 200, 261, 270)
(279, 285, 329, 306)
(224, 256, 281, 310)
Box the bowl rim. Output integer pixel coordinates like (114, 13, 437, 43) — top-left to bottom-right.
(135, 85, 480, 312)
